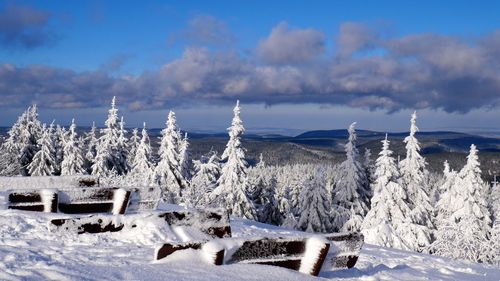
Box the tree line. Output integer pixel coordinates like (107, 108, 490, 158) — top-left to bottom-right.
(0, 98, 498, 265)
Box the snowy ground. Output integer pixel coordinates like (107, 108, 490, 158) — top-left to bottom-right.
(0, 209, 498, 281)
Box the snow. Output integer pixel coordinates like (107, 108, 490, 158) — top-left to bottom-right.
(299, 236, 329, 275)
(0, 208, 498, 281)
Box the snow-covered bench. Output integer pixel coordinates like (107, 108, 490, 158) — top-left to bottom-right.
(50, 209, 232, 237)
(1, 176, 160, 214)
(154, 232, 364, 276)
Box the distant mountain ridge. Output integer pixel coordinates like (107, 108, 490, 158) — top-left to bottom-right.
(0, 127, 498, 153)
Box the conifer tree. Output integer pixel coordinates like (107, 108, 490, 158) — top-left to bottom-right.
(363, 148, 375, 186)
(83, 122, 98, 173)
(53, 125, 66, 175)
(297, 168, 332, 233)
(362, 135, 413, 250)
(435, 161, 458, 225)
(20, 105, 43, 175)
(249, 158, 280, 225)
(129, 122, 155, 185)
(431, 144, 492, 262)
(209, 101, 256, 220)
(332, 122, 369, 231)
(186, 151, 221, 208)
(155, 111, 188, 203)
(61, 119, 85, 175)
(179, 132, 191, 180)
(92, 97, 120, 177)
(0, 110, 25, 175)
(115, 116, 129, 174)
(128, 128, 140, 167)
(28, 123, 56, 176)
(399, 111, 434, 251)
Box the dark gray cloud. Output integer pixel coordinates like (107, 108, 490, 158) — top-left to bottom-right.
(0, 3, 57, 49)
(168, 14, 235, 46)
(336, 22, 379, 58)
(257, 22, 326, 65)
(0, 23, 499, 113)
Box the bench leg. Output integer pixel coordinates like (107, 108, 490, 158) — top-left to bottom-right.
(112, 188, 131, 215)
(40, 189, 58, 213)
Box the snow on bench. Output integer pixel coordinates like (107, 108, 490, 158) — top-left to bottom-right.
(50, 209, 232, 237)
(154, 232, 364, 276)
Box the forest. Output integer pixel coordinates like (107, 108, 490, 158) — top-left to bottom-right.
(0, 97, 498, 265)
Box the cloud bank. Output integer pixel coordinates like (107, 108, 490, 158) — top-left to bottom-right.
(0, 18, 499, 113)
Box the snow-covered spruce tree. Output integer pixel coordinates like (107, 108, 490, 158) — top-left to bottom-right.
(179, 132, 191, 180)
(20, 105, 43, 176)
(362, 135, 413, 250)
(128, 127, 140, 167)
(0, 105, 44, 176)
(332, 122, 369, 231)
(185, 151, 221, 208)
(53, 125, 66, 175)
(249, 160, 281, 225)
(435, 161, 458, 226)
(0, 110, 26, 175)
(128, 122, 155, 185)
(398, 111, 434, 252)
(115, 116, 129, 174)
(288, 166, 305, 217)
(431, 144, 492, 263)
(297, 167, 333, 233)
(363, 148, 375, 187)
(92, 97, 122, 177)
(209, 101, 256, 220)
(491, 222, 500, 265)
(28, 123, 56, 176)
(490, 177, 500, 232)
(61, 119, 85, 175)
(155, 111, 189, 203)
(83, 122, 98, 173)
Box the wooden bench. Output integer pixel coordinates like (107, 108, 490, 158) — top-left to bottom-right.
(1, 175, 160, 214)
(50, 209, 232, 237)
(154, 232, 364, 276)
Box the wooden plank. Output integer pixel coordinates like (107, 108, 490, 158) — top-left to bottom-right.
(9, 192, 41, 203)
(51, 217, 124, 234)
(228, 238, 306, 263)
(155, 242, 203, 260)
(9, 204, 45, 212)
(158, 210, 231, 238)
(58, 202, 114, 214)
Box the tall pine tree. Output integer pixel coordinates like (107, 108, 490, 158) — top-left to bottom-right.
(362, 135, 413, 250)
(297, 167, 332, 233)
(332, 122, 369, 231)
(61, 119, 85, 175)
(28, 123, 56, 176)
(155, 111, 188, 203)
(92, 97, 120, 177)
(209, 101, 256, 220)
(129, 122, 155, 185)
(399, 111, 434, 252)
(431, 144, 492, 262)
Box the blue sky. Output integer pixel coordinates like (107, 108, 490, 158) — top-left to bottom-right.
(0, 0, 499, 133)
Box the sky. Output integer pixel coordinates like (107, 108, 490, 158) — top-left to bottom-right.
(0, 0, 499, 133)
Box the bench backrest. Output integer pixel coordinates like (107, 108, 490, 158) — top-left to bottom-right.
(6, 186, 160, 214)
